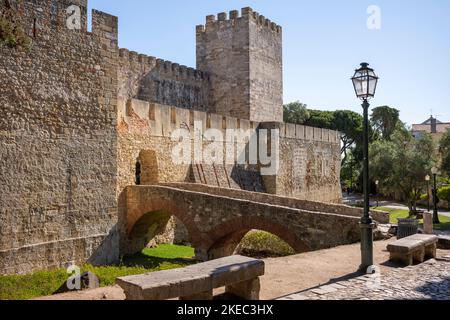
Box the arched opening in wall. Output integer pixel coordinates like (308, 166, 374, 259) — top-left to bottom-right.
(137, 150, 159, 185)
(135, 158, 141, 185)
(32, 18, 37, 37)
(126, 211, 192, 258)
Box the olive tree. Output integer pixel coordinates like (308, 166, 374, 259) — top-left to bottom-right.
(439, 129, 450, 178)
(370, 126, 436, 213)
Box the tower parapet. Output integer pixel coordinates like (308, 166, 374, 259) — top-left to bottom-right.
(196, 8, 282, 34)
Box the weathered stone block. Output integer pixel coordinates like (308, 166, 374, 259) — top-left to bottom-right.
(116, 255, 264, 300)
(225, 278, 260, 300)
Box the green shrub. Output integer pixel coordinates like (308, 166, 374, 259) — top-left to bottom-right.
(236, 230, 295, 258)
(0, 10, 32, 50)
(420, 193, 429, 201)
(438, 186, 450, 202)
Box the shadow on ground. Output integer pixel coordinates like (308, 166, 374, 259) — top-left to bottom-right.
(274, 270, 365, 300)
(122, 252, 198, 269)
(416, 276, 450, 300)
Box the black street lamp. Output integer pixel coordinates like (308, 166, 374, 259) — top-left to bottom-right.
(351, 62, 379, 271)
(425, 175, 431, 212)
(431, 167, 441, 224)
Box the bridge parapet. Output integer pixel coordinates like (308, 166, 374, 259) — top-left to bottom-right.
(160, 183, 389, 223)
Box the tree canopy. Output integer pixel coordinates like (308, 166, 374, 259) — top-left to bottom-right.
(282, 101, 438, 200)
(283, 101, 310, 124)
(370, 126, 436, 212)
(370, 106, 400, 140)
(440, 129, 450, 177)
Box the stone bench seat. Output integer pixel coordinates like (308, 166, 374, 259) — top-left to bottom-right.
(387, 234, 438, 266)
(116, 255, 264, 300)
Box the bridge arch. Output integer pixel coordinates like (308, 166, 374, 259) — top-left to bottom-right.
(205, 216, 310, 260)
(121, 186, 310, 260)
(120, 195, 205, 257)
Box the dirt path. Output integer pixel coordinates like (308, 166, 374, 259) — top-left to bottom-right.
(260, 239, 394, 299)
(36, 239, 447, 300)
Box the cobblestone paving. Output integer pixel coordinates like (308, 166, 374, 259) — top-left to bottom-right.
(279, 257, 450, 300)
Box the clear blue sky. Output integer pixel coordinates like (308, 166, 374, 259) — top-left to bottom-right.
(89, 0, 450, 126)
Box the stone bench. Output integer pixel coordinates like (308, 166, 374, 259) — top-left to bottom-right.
(387, 234, 438, 266)
(116, 255, 264, 300)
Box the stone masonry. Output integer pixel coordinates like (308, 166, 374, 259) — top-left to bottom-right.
(279, 257, 450, 300)
(1, 1, 344, 274)
(0, 1, 119, 274)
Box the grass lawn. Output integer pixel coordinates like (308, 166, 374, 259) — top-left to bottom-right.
(0, 244, 195, 300)
(374, 206, 450, 231)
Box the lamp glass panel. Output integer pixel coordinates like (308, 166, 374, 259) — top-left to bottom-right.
(353, 75, 368, 97)
(368, 76, 378, 96)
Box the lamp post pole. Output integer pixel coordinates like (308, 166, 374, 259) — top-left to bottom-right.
(425, 175, 430, 212)
(360, 98, 374, 270)
(432, 173, 440, 224)
(351, 62, 378, 271)
(350, 161, 353, 193)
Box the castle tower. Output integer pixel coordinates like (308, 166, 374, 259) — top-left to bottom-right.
(196, 7, 283, 123)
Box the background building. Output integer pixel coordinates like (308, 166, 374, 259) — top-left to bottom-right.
(412, 116, 450, 142)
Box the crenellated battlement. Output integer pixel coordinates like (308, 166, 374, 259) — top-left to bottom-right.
(118, 48, 210, 82)
(196, 7, 282, 34)
(119, 98, 340, 145)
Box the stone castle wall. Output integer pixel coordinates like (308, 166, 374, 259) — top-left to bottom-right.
(117, 98, 265, 195)
(117, 99, 342, 245)
(118, 99, 342, 203)
(267, 124, 342, 203)
(118, 50, 211, 112)
(0, 1, 119, 274)
(1, 1, 343, 274)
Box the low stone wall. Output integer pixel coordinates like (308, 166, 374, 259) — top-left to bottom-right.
(0, 231, 118, 275)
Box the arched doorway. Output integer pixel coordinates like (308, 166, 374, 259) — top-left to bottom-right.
(137, 150, 159, 185)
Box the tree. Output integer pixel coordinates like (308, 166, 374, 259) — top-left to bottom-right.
(283, 101, 310, 124)
(340, 151, 361, 191)
(370, 126, 436, 213)
(370, 106, 400, 140)
(439, 129, 450, 177)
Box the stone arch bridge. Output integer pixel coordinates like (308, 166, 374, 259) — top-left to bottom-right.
(118, 183, 377, 260)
